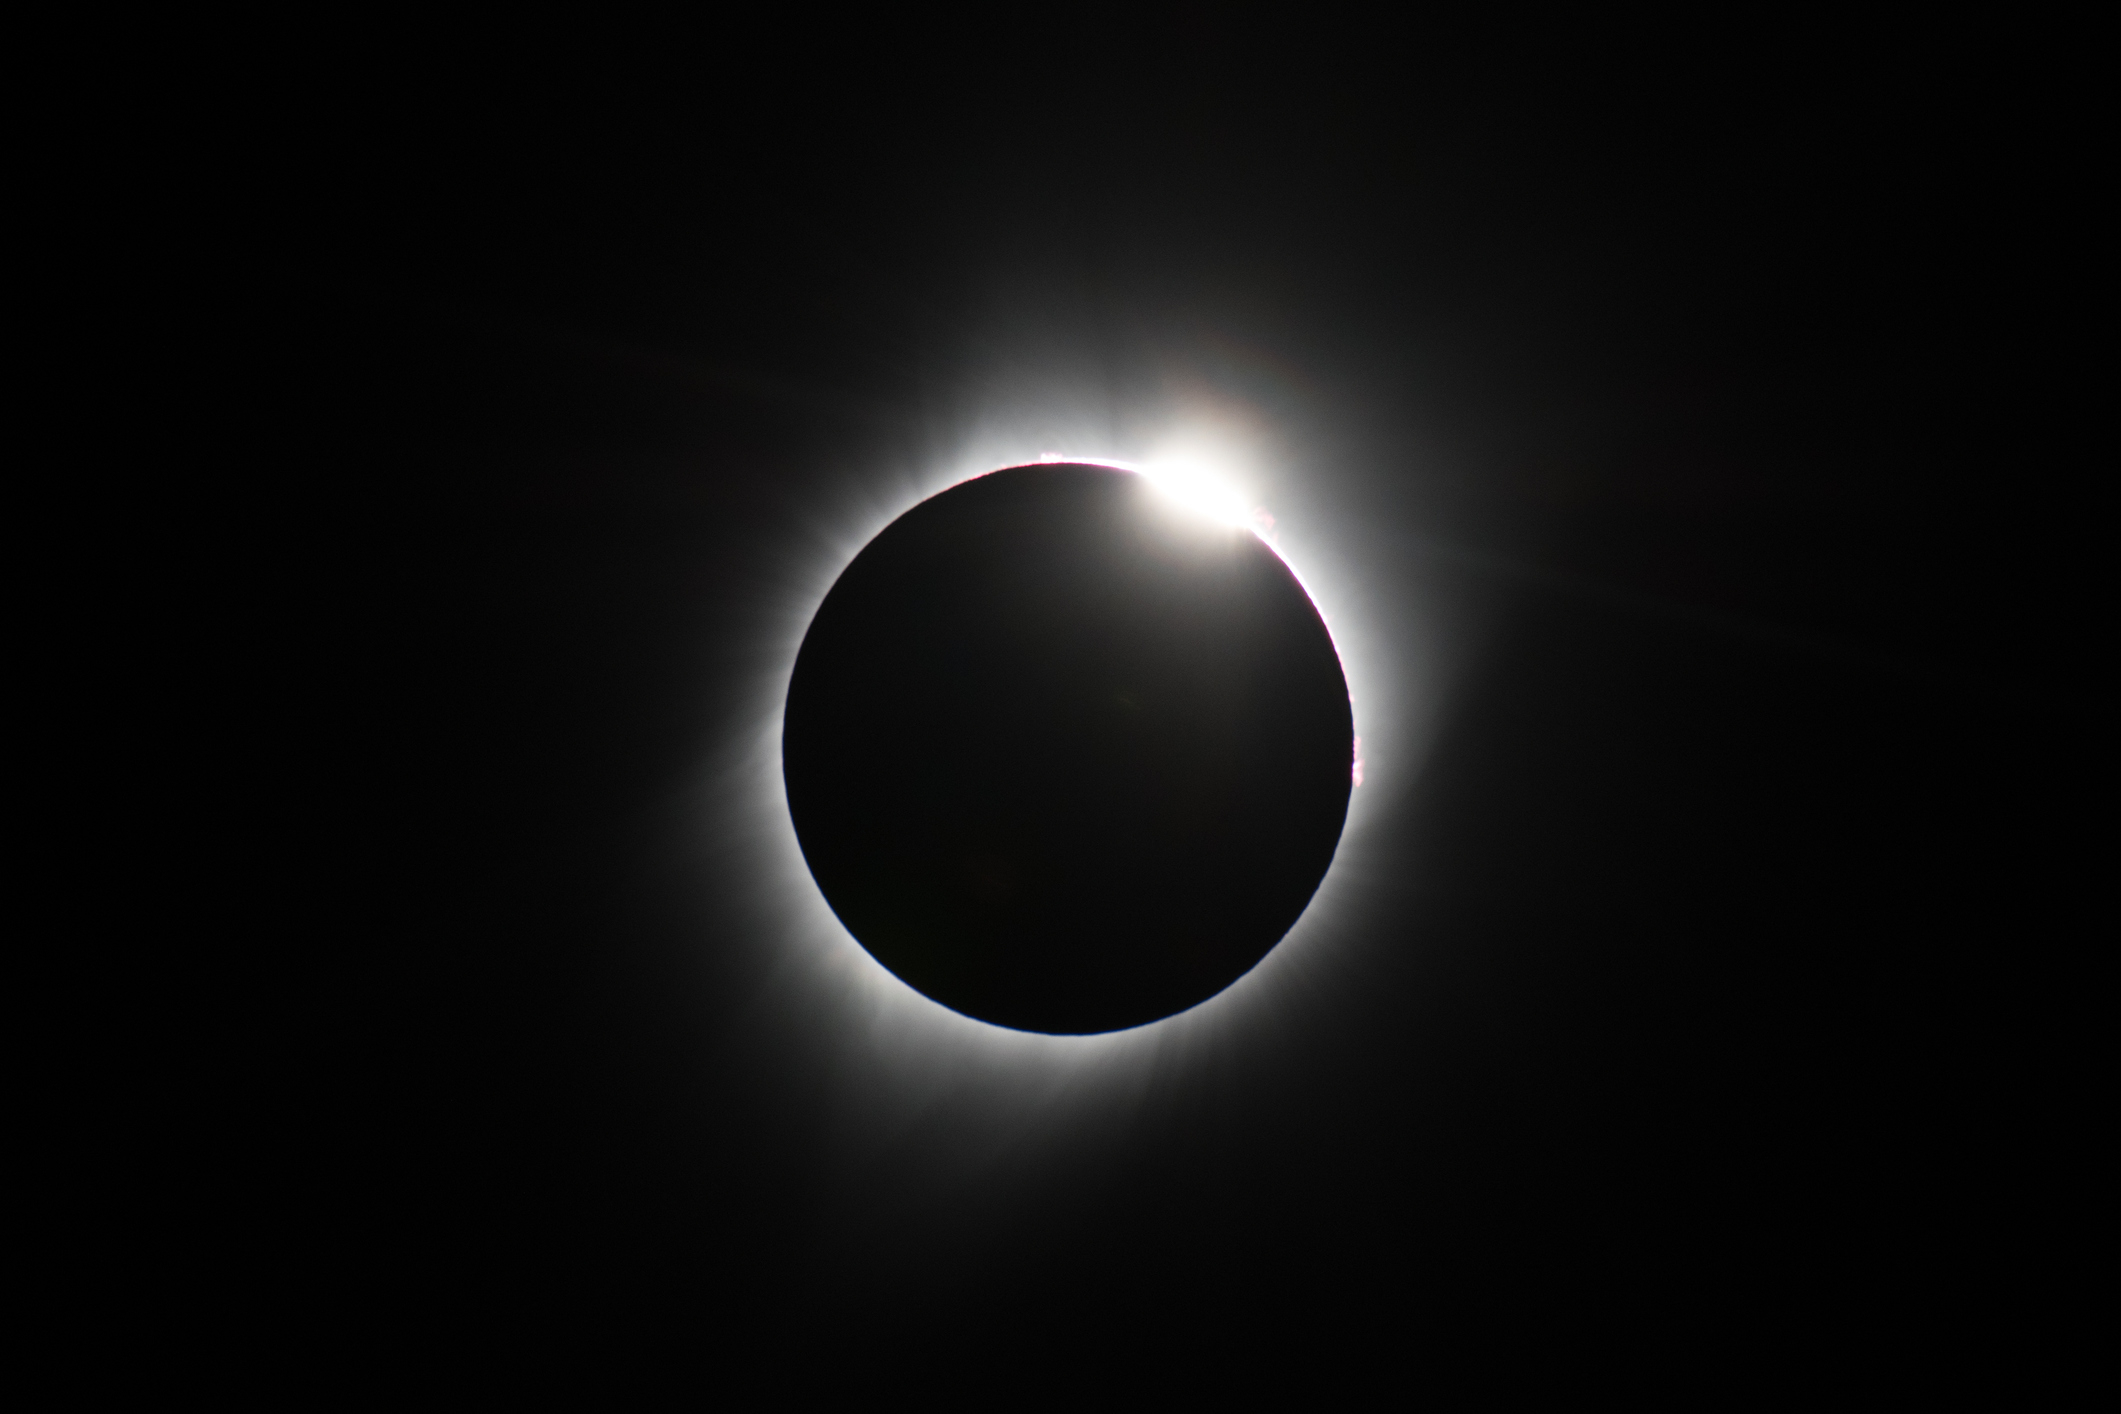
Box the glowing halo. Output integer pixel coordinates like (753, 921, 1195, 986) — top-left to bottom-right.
(694, 419, 1445, 1153)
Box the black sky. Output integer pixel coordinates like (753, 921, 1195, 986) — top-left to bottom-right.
(295, 16, 2068, 1383)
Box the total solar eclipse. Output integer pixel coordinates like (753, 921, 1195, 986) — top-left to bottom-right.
(783, 461, 1354, 1034)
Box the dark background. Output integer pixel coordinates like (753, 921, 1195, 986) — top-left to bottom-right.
(284, 15, 2077, 1382)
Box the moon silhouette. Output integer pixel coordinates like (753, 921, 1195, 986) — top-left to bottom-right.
(783, 462, 1353, 1033)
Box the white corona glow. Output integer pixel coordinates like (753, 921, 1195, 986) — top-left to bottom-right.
(695, 396, 1458, 1178)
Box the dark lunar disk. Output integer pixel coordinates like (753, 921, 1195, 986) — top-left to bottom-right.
(783, 463, 1354, 1033)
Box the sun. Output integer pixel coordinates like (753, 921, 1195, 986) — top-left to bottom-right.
(693, 408, 1434, 1138)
